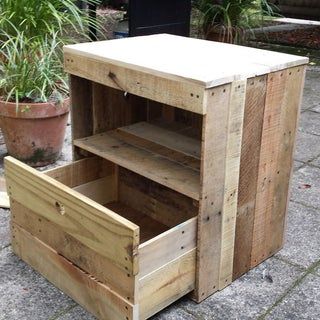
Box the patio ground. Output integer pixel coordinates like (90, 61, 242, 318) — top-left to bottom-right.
(0, 66, 319, 320)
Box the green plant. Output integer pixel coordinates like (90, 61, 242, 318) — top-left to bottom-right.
(194, 0, 276, 43)
(0, 0, 102, 104)
(0, 32, 68, 104)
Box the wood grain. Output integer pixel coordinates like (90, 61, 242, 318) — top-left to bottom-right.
(5, 156, 139, 275)
(12, 223, 138, 320)
(233, 75, 267, 279)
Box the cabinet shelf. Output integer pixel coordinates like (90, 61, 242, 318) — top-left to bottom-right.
(74, 124, 200, 200)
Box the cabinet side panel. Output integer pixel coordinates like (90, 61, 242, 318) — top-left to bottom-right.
(233, 75, 267, 280)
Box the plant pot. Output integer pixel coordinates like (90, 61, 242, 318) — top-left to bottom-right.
(0, 99, 70, 167)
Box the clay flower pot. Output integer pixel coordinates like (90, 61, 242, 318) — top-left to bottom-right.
(0, 98, 70, 167)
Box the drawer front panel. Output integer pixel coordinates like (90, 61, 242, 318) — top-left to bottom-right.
(5, 156, 139, 275)
(11, 201, 137, 302)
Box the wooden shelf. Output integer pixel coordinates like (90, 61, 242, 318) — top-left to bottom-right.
(74, 125, 200, 200)
(104, 201, 169, 243)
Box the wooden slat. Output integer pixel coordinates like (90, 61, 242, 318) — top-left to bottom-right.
(0, 176, 9, 208)
(44, 157, 113, 188)
(69, 75, 93, 160)
(118, 168, 198, 228)
(117, 122, 200, 170)
(233, 75, 267, 280)
(104, 201, 169, 243)
(269, 66, 306, 255)
(73, 176, 117, 204)
(5, 156, 139, 275)
(11, 201, 137, 302)
(194, 84, 231, 302)
(139, 217, 197, 277)
(11, 224, 138, 320)
(64, 52, 206, 115)
(219, 80, 246, 289)
(74, 131, 200, 200)
(250, 70, 286, 267)
(139, 249, 196, 320)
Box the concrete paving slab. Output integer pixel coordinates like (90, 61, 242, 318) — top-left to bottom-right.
(291, 165, 320, 209)
(313, 266, 320, 277)
(158, 258, 304, 320)
(310, 155, 320, 168)
(0, 246, 75, 320)
(56, 305, 95, 320)
(298, 110, 320, 136)
(276, 201, 320, 269)
(294, 160, 305, 172)
(310, 105, 320, 113)
(0, 209, 10, 250)
(294, 131, 320, 162)
(266, 274, 320, 320)
(152, 308, 197, 320)
(301, 71, 320, 111)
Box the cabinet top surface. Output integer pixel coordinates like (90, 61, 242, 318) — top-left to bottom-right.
(64, 34, 308, 88)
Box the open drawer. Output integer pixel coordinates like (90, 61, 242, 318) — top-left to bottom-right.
(5, 156, 197, 320)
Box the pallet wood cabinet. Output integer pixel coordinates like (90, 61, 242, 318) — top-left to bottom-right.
(6, 34, 308, 319)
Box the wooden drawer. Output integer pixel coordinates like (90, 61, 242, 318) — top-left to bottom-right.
(6, 156, 197, 320)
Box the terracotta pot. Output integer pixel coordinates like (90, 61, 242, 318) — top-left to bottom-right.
(0, 98, 70, 167)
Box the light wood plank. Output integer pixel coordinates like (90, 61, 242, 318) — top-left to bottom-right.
(117, 122, 200, 170)
(233, 75, 267, 280)
(73, 176, 117, 204)
(74, 131, 200, 200)
(194, 84, 231, 302)
(5, 156, 139, 275)
(65, 51, 206, 115)
(139, 217, 197, 277)
(44, 157, 113, 187)
(11, 224, 138, 320)
(139, 249, 196, 320)
(219, 80, 246, 289)
(250, 70, 286, 267)
(11, 201, 137, 302)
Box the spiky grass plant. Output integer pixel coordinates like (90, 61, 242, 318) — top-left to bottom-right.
(0, 0, 101, 104)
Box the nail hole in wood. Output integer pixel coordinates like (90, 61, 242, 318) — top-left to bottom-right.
(190, 93, 194, 97)
(289, 72, 292, 75)
(211, 92, 215, 96)
(125, 306, 128, 310)
(196, 95, 199, 98)
(55, 201, 65, 215)
(182, 230, 185, 234)
(223, 89, 226, 93)
(181, 246, 184, 250)
(251, 82, 254, 85)
(206, 216, 210, 221)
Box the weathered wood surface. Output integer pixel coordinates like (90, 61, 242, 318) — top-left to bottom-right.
(12, 224, 138, 320)
(233, 75, 267, 279)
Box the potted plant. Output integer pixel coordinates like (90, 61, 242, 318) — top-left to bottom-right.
(0, 0, 99, 166)
(194, 0, 276, 44)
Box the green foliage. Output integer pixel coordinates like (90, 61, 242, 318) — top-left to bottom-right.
(0, 0, 101, 103)
(194, 0, 276, 43)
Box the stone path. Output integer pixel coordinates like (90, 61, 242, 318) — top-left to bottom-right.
(0, 67, 319, 320)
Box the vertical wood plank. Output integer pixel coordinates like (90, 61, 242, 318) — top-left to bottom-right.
(194, 84, 231, 302)
(250, 70, 287, 267)
(269, 66, 306, 255)
(233, 75, 267, 279)
(70, 75, 93, 160)
(219, 80, 246, 289)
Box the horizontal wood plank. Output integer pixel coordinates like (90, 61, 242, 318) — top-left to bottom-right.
(139, 217, 197, 277)
(11, 201, 137, 302)
(74, 131, 200, 200)
(11, 223, 138, 320)
(139, 249, 196, 319)
(117, 122, 200, 171)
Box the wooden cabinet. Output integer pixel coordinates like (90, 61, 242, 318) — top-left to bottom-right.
(6, 34, 308, 319)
